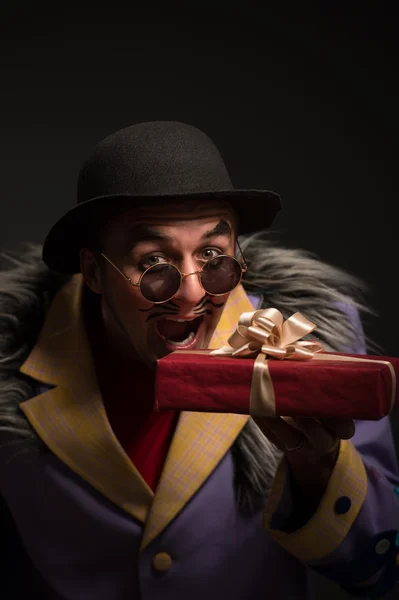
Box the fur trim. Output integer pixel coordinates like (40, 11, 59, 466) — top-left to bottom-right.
(0, 245, 70, 454)
(231, 418, 283, 513)
(239, 231, 376, 353)
(0, 238, 373, 511)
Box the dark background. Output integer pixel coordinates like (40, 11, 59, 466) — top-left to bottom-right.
(1, 4, 398, 599)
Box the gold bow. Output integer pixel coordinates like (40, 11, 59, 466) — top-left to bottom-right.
(210, 308, 324, 360)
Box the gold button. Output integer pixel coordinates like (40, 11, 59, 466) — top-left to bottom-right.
(153, 552, 173, 572)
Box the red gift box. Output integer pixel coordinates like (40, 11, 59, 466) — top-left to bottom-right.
(155, 350, 398, 420)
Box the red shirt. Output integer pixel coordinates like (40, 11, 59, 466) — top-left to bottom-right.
(85, 300, 178, 491)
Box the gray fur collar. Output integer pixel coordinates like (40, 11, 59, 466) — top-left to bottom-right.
(0, 237, 372, 512)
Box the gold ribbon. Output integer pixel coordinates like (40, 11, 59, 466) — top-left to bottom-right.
(209, 308, 396, 417)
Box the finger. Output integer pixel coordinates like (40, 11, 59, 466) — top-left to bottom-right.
(256, 416, 306, 452)
(289, 417, 338, 454)
(319, 418, 356, 440)
(252, 417, 287, 451)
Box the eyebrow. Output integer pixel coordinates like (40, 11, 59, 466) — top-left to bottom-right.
(202, 220, 232, 239)
(125, 219, 232, 254)
(124, 226, 172, 254)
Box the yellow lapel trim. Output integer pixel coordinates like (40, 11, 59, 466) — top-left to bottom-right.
(20, 276, 254, 538)
(20, 276, 154, 523)
(141, 284, 253, 549)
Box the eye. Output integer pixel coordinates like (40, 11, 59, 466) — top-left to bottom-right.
(200, 248, 222, 261)
(139, 254, 169, 270)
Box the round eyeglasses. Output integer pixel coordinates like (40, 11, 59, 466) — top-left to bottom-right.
(99, 252, 248, 304)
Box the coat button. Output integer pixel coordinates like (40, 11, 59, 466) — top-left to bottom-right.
(153, 552, 173, 573)
(375, 539, 390, 555)
(334, 496, 351, 515)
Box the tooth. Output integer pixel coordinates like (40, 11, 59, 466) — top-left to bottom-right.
(166, 331, 195, 346)
(165, 318, 187, 322)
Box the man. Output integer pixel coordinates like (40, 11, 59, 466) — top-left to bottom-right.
(1, 121, 399, 599)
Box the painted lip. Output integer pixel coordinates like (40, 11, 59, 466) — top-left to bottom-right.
(155, 315, 205, 352)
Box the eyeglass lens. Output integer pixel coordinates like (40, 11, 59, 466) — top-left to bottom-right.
(139, 256, 242, 303)
(200, 256, 242, 295)
(140, 263, 181, 303)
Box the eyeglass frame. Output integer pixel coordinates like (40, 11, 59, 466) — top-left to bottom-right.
(95, 239, 249, 304)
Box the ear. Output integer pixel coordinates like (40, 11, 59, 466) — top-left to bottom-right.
(80, 248, 103, 294)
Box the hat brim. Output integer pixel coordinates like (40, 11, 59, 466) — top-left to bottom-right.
(42, 190, 282, 273)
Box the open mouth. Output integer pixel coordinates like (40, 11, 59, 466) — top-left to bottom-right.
(155, 315, 204, 349)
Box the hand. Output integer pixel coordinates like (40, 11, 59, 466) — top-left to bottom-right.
(253, 415, 355, 457)
(253, 416, 356, 527)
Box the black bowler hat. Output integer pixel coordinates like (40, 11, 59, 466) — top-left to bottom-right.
(42, 121, 282, 273)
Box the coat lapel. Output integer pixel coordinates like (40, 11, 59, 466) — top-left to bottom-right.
(19, 275, 154, 524)
(19, 275, 253, 539)
(141, 284, 253, 549)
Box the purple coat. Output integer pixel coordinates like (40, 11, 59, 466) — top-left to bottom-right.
(1, 279, 399, 599)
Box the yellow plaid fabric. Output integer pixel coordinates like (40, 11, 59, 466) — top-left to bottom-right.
(263, 439, 368, 562)
(19, 275, 254, 544)
(142, 283, 254, 548)
(20, 276, 154, 523)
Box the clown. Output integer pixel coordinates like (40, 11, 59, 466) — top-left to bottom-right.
(1, 121, 399, 599)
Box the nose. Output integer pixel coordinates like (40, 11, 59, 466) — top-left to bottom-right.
(173, 265, 206, 308)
